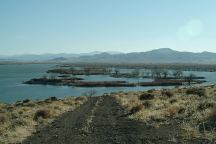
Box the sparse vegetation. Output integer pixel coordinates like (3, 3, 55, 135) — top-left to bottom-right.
(82, 90, 97, 97)
(0, 113, 7, 124)
(139, 93, 154, 100)
(34, 109, 53, 120)
(0, 96, 87, 143)
(186, 87, 206, 97)
(113, 85, 216, 141)
(130, 104, 144, 114)
(161, 90, 173, 97)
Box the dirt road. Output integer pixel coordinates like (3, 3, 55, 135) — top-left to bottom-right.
(24, 96, 193, 144)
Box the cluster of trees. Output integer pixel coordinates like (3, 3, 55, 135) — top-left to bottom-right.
(111, 68, 197, 85)
(48, 65, 199, 86)
(64, 63, 216, 72)
(150, 69, 183, 79)
(42, 74, 58, 80)
(112, 68, 185, 79)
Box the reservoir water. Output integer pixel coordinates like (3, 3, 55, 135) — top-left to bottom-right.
(0, 64, 215, 103)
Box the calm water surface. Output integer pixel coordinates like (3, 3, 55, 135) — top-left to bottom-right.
(0, 64, 215, 103)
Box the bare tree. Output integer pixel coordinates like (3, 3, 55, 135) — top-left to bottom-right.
(84, 67, 91, 74)
(132, 69, 140, 77)
(151, 69, 162, 79)
(162, 70, 169, 78)
(185, 73, 196, 85)
(82, 90, 97, 97)
(114, 68, 120, 76)
(172, 70, 183, 79)
(145, 71, 151, 77)
(42, 75, 48, 79)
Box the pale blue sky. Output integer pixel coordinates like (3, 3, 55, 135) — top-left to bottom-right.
(0, 0, 215, 55)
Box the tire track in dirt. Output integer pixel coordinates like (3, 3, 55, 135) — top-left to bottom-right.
(23, 97, 99, 144)
(24, 96, 194, 144)
(81, 96, 103, 134)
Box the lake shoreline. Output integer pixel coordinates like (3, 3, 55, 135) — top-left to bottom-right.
(1, 63, 216, 103)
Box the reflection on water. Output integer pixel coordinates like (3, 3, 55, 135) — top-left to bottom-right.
(0, 64, 215, 103)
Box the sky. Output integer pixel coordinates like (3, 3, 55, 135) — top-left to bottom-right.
(0, 0, 216, 55)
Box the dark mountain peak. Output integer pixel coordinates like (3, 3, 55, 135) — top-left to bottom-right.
(201, 51, 212, 54)
(149, 48, 177, 53)
(49, 57, 67, 61)
(96, 52, 111, 55)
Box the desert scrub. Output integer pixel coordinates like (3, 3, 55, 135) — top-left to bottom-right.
(130, 104, 144, 114)
(161, 90, 173, 97)
(186, 87, 206, 97)
(0, 96, 87, 144)
(34, 109, 54, 120)
(113, 85, 216, 141)
(0, 113, 7, 124)
(139, 93, 155, 100)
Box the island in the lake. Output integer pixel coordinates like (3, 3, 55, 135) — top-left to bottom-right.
(24, 65, 206, 87)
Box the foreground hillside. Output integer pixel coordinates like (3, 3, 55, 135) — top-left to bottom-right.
(0, 96, 87, 143)
(0, 85, 216, 143)
(114, 85, 216, 141)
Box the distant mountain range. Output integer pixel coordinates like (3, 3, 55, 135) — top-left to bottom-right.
(1, 48, 216, 64)
(0, 51, 123, 62)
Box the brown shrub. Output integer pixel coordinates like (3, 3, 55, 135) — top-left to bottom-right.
(147, 89, 155, 93)
(50, 96, 58, 101)
(199, 106, 216, 132)
(167, 107, 179, 117)
(206, 106, 216, 119)
(24, 102, 36, 107)
(169, 98, 178, 104)
(178, 108, 185, 114)
(197, 102, 214, 111)
(0, 113, 7, 124)
(139, 93, 154, 100)
(143, 101, 152, 108)
(75, 96, 87, 102)
(34, 109, 53, 120)
(130, 104, 144, 114)
(186, 88, 206, 97)
(45, 97, 58, 103)
(23, 99, 30, 103)
(161, 90, 173, 98)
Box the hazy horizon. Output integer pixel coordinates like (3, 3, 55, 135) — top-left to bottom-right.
(1, 0, 216, 55)
(1, 48, 216, 57)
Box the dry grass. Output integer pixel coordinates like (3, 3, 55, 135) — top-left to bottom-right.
(186, 87, 206, 97)
(34, 109, 54, 120)
(113, 85, 216, 141)
(0, 96, 87, 143)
